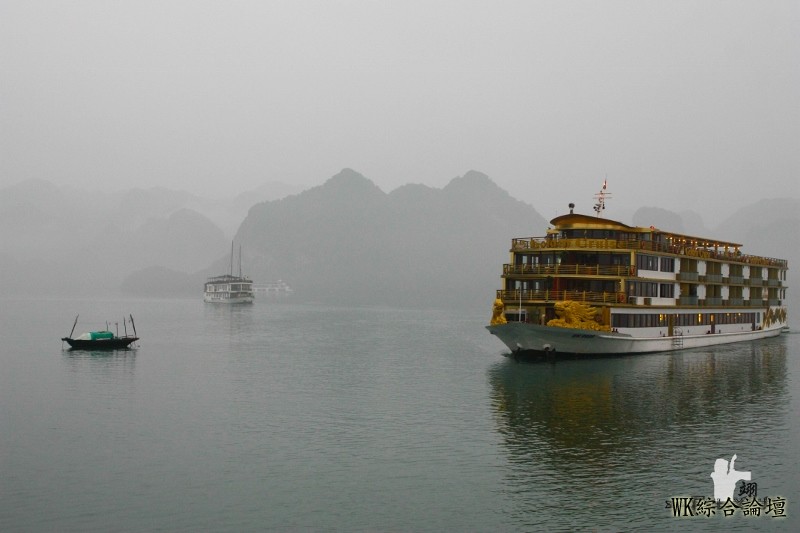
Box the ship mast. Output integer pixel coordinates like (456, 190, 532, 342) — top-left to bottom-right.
(593, 178, 611, 217)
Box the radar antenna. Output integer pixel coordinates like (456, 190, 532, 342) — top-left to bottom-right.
(593, 178, 611, 217)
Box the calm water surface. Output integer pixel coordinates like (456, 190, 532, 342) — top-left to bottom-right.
(1, 297, 797, 531)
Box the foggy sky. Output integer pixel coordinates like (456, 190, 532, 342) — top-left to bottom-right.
(2, 1, 798, 218)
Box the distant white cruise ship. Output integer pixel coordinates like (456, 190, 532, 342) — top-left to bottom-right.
(253, 280, 293, 297)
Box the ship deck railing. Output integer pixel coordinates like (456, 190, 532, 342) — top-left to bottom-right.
(503, 263, 635, 277)
(206, 274, 253, 283)
(496, 289, 626, 305)
(503, 264, 786, 287)
(496, 290, 779, 308)
(510, 237, 787, 268)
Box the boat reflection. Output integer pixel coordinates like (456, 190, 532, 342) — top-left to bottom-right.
(488, 338, 788, 466)
(62, 348, 137, 376)
(203, 300, 256, 338)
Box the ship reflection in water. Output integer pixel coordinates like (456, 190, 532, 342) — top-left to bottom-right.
(487, 338, 788, 529)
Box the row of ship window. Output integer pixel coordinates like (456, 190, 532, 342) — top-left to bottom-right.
(637, 255, 674, 272)
(627, 282, 674, 298)
(517, 252, 784, 279)
(626, 281, 782, 299)
(611, 312, 761, 328)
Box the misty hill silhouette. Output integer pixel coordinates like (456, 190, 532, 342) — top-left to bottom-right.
(631, 206, 711, 236)
(236, 169, 547, 308)
(2, 173, 795, 317)
(0, 180, 229, 294)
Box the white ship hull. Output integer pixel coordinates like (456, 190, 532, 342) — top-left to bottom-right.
(203, 294, 254, 304)
(487, 321, 785, 356)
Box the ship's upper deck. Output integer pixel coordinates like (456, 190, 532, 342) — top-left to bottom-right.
(509, 212, 788, 268)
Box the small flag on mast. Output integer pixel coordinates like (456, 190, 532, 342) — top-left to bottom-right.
(593, 178, 611, 217)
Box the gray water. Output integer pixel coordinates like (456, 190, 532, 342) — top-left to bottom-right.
(1, 297, 797, 532)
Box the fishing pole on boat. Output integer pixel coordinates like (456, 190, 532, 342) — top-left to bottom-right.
(69, 314, 79, 338)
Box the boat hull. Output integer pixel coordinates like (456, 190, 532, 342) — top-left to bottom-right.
(61, 337, 138, 350)
(486, 322, 784, 357)
(203, 295, 254, 304)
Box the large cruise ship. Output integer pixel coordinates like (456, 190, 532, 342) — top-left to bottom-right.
(487, 187, 788, 357)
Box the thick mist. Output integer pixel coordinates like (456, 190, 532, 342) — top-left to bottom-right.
(1, 171, 797, 322)
(2, 1, 798, 215)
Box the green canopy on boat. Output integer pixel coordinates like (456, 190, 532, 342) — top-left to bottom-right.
(76, 331, 115, 340)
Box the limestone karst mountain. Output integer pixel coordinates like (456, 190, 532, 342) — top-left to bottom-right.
(236, 169, 548, 308)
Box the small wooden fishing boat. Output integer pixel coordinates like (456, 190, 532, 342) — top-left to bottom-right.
(61, 314, 139, 349)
